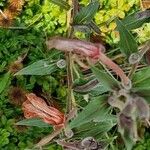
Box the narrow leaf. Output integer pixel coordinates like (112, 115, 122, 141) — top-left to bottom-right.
(16, 118, 51, 128)
(132, 67, 150, 86)
(116, 18, 138, 57)
(132, 67, 150, 95)
(15, 60, 58, 75)
(88, 21, 101, 34)
(0, 72, 10, 94)
(69, 95, 115, 129)
(50, 0, 70, 10)
(74, 121, 116, 139)
(89, 84, 109, 96)
(74, 1, 99, 24)
(122, 10, 150, 30)
(73, 79, 99, 93)
(91, 67, 119, 91)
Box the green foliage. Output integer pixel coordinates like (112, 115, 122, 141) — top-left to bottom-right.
(135, 23, 150, 43)
(132, 67, 150, 96)
(69, 95, 116, 129)
(133, 132, 150, 150)
(74, 1, 99, 24)
(74, 121, 115, 139)
(20, 0, 67, 34)
(0, 129, 10, 148)
(50, 0, 70, 10)
(116, 18, 138, 57)
(16, 118, 51, 128)
(0, 72, 11, 94)
(95, 0, 140, 44)
(0, 27, 65, 150)
(0, 0, 149, 149)
(91, 66, 119, 91)
(15, 59, 60, 75)
(122, 10, 150, 30)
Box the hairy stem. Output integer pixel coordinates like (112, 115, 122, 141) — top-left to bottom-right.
(66, 0, 78, 113)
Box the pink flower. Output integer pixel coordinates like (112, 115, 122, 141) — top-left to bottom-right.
(46, 37, 130, 88)
(22, 93, 65, 128)
(46, 37, 101, 59)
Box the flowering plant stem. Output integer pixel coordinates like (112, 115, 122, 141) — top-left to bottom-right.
(66, 0, 78, 113)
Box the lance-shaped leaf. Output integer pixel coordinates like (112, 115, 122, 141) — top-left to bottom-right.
(50, 0, 70, 10)
(89, 84, 109, 96)
(116, 18, 138, 57)
(0, 72, 11, 94)
(74, 1, 99, 24)
(122, 10, 150, 30)
(16, 118, 51, 128)
(73, 77, 108, 95)
(73, 79, 99, 93)
(74, 121, 116, 139)
(15, 59, 60, 75)
(132, 67, 150, 85)
(91, 67, 119, 91)
(69, 95, 116, 129)
(132, 67, 150, 95)
(88, 21, 101, 34)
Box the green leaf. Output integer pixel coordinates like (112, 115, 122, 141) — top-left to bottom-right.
(88, 21, 101, 34)
(91, 67, 119, 91)
(132, 67, 150, 85)
(122, 134, 135, 150)
(74, 79, 108, 95)
(50, 0, 70, 10)
(69, 95, 116, 129)
(15, 59, 58, 75)
(73, 79, 99, 93)
(116, 18, 138, 57)
(74, 1, 99, 24)
(0, 72, 11, 94)
(122, 10, 150, 30)
(74, 121, 116, 139)
(16, 118, 51, 128)
(89, 84, 109, 96)
(132, 67, 150, 95)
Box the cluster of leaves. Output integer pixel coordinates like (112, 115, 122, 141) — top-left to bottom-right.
(134, 23, 150, 43)
(18, 0, 67, 34)
(94, 0, 140, 43)
(133, 131, 150, 150)
(0, 0, 150, 150)
(0, 0, 71, 148)
(14, 2, 150, 150)
(0, 29, 66, 149)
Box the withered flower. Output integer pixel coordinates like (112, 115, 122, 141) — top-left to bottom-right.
(9, 61, 23, 74)
(22, 93, 66, 128)
(8, 0, 24, 13)
(9, 86, 26, 106)
(0, 10, 14, 27)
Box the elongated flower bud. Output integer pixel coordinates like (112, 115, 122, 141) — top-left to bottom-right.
(22, 93, 66, 128)
(46, 37, 130, 88)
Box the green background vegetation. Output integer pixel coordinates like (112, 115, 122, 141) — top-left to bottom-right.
(0, 0, 149, 149)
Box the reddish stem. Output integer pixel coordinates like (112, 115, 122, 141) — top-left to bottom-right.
(99, 53, 131, 89)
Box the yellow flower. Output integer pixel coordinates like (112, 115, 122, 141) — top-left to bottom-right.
(117, 0, 125, 9)
(122, 4, 131, 11)
(118, 10, 125, 18)
(101, 25, 109, 33)
(109, 22, 117, 30)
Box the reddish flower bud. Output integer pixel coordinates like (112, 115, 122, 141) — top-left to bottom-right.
(22, 93, 65, 128)
(46, 37, 101, 59)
